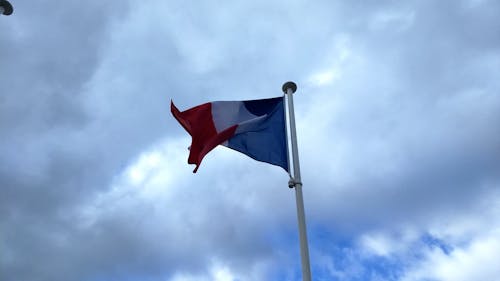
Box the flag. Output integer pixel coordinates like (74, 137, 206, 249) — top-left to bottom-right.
(171, 96, 289, 173)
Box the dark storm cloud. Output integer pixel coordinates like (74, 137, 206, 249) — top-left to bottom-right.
(1, 1, 132, 280)
(1, 0, 130, 206)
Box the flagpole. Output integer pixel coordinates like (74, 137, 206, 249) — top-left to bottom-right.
(282, 81, 312, 281)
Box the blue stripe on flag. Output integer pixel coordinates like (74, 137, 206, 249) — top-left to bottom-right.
(226, 97, 288, 171)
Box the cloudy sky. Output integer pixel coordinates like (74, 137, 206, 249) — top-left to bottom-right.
(1, 0, 500, 280)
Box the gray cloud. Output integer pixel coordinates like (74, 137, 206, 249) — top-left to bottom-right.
(1, 1, 133, 280)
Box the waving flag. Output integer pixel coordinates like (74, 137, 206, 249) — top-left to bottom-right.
(171, 97, 288, 173)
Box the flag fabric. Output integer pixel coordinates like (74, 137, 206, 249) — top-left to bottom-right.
(171, 96, 289, 173)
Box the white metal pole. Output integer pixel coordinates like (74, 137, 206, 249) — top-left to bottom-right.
(282, 81, 312, 281)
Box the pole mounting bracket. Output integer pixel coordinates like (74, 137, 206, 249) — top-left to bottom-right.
(288, 178, 302, 188)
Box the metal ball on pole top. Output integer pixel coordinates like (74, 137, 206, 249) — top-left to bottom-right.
(282, 81, 312, 281)
(0, 0, 13, 16)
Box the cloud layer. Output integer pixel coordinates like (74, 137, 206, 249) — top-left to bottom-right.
(1, 0, 499, 280)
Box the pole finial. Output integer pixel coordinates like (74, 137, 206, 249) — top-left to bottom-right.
(0, 0, 13, 15)
(282, 81, 297, 94)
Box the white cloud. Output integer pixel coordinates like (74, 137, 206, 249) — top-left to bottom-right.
(401, 232, 500, 281)
(360, 234, 393, 257)
(399, 191, 500, 280)
(170, 263, 235, 281)
(345, 191, 500, 281)
(369, 9, 415, 31)
(169, 259, 274, 281)
(308, 69, 340, 86)
(306, 34, 353, 88)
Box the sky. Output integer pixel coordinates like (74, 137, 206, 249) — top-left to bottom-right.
(1, 0, 500, 280)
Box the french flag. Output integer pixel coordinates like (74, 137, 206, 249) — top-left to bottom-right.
(171, 97, 289, 173)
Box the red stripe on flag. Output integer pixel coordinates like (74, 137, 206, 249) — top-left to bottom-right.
(171, 101, 237, 172)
